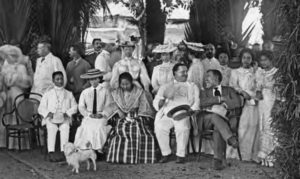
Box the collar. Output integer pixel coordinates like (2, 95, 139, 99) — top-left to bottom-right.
(91, 83, 104, 90)
(73, 57, 81, 64)
(214, 85, 222, 90)
(54, 86, 64, 90)
(174, 80, 187, 84)
(44, 52, 52, 59)
(192, 58, 200, 63)
(124, 56, 133, 61)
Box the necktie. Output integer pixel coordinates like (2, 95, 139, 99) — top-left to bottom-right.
(92, 89, 97, 114)
(214, 87, 221, 97)
(41, 57, 45, 63)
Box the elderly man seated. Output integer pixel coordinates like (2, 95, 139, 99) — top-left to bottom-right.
(153, 63, 200, 164)
(198, 69, 241, 170)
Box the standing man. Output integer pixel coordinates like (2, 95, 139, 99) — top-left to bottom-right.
(94, 41, 111, 82)
(31, 40, 66, 97)
(85, 38, 103, 68)
(153, 63, 200, 163)
(202, 44, 221, 73)
(66, 44, 91, 102)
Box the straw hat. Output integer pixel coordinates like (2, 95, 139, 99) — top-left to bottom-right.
(152, 44, 177, 53)
(183, 40, 204, 52)
(119, 41, 136, 47)
(80, 69, 105, 79)
(167, 105, 194, 121)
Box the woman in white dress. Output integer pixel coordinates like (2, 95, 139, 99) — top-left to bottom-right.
(110, 41, 150, 92)
(75, 69, 115, 153)
(151, 44, 176, 94)
(256, 51, 278, 167)
(229, 48, 259, 161)
(0, 45, 32, 149)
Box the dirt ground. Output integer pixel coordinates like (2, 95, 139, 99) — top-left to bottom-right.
(0, 149, 279, 179)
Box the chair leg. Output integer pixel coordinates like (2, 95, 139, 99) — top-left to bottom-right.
(36, 128, 41, 148)
(6, 130, 9, 150)
(18, 131, 21, 151)
(197, 135, 203, 162)
(237, 145, 242, 161)
(28, 131, 32, 150)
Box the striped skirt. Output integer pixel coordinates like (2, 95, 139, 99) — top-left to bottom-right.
(106, 116, 156, 164)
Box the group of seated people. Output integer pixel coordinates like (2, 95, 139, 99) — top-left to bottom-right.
(0, 36, 278, 170)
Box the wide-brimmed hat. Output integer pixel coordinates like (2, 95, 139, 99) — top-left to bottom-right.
(80, 69, 105, 79)
(120, 41, 136, 47)
(183, 40, 204, 52)
(167, 105, 194, 121)
(152, 44, 177, 53)
(206, 105, 228, 120)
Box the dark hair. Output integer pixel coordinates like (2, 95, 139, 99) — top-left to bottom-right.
(119, 72, 133, 85)
(207, 69, 223, 83)
(172, 63, 188, 76)
(70, 43, 85, 57)
(259, 50, 274, 62)
(239, 48, 254, 62)
(92, 38, 102, 45)
(216, 48, 230, 58)
(52, 71, 64, 80)
(188, 49, 202, 58)
(38, 40, 51, 50)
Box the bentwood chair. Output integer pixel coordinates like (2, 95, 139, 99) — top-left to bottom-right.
(197, 106, 243, 161)
(2, 92, 42, 150)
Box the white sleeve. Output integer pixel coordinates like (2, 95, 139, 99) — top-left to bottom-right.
(78, 90, 90, 117)
(95, 52, 111, 72)
(66, 92, 78, 117)
(151, 67, 159, 92)
(153, 85, 166, 111)
(38, 92, 50, 118)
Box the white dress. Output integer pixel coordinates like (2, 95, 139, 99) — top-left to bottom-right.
(256, 67, 278, 160)
(187, 58, 205, 90)
(74, 84, 112, 150)
(110, 57, 150, 91)
(228, 67, 260, 161)
(151, 62, 174, 93)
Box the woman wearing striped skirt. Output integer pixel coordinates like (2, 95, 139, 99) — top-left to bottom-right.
(106, 72, 156, 164)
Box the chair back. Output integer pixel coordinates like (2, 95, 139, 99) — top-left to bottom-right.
(15, 93, 42, 124)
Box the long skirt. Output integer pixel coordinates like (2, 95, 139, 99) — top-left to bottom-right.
(257, 90, 276, 159)
(227, 104, 260, 161)
(74, 117, 111, 150)
(106, 116, 156, 164)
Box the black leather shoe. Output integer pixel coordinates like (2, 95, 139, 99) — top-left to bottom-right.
(176, 156, 185, 164)
(48, 152, 56, 162)
(213, 158, 225, 170)
(159, 155, 171, 163)
(227, 136, 238, 148)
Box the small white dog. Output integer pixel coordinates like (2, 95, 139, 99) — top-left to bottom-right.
(63, 142, 97, 174)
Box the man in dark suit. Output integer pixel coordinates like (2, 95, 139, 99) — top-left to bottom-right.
(66, 44, 91, 102)
(85, 38, 102, 68)
(197, 69, 242, 170)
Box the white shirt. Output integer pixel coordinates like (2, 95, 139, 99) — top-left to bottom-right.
(38, 87, 77, 123)
(153, 80, 200, 114)
(32, 53, 67, 95)
(213, 85, 222, 96)
(78, 84, 111, 118)
(94, 50, 111, 81)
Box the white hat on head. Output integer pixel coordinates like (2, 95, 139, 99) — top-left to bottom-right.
(183, 40, 204, 52)
(152, 44, 177, 53)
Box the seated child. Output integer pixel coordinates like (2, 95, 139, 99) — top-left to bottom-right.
(38, 71, 77, 162)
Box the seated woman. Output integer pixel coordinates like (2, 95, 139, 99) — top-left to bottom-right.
(106, 72, 156, 164)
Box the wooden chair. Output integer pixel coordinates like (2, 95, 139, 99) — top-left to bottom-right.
(2, 92, 42, 150)
(197, 106, 243, 161)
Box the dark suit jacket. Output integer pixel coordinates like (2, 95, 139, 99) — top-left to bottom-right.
(85, 52, 98, 68)
(200, 86, 242, 110)
(66, 59, 91, 101)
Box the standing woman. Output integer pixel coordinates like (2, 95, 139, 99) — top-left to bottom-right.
(256, 51, 278, 167)
(229, 48, 259, 161)
(106, 72, 156, 164)
(110, 41, 150, 92)
(151, 44, 176, 94)
(185, 41, 205, 91)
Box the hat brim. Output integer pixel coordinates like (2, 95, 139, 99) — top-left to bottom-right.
(80, 73, 105, 79)
(167, 105, 193, 118)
